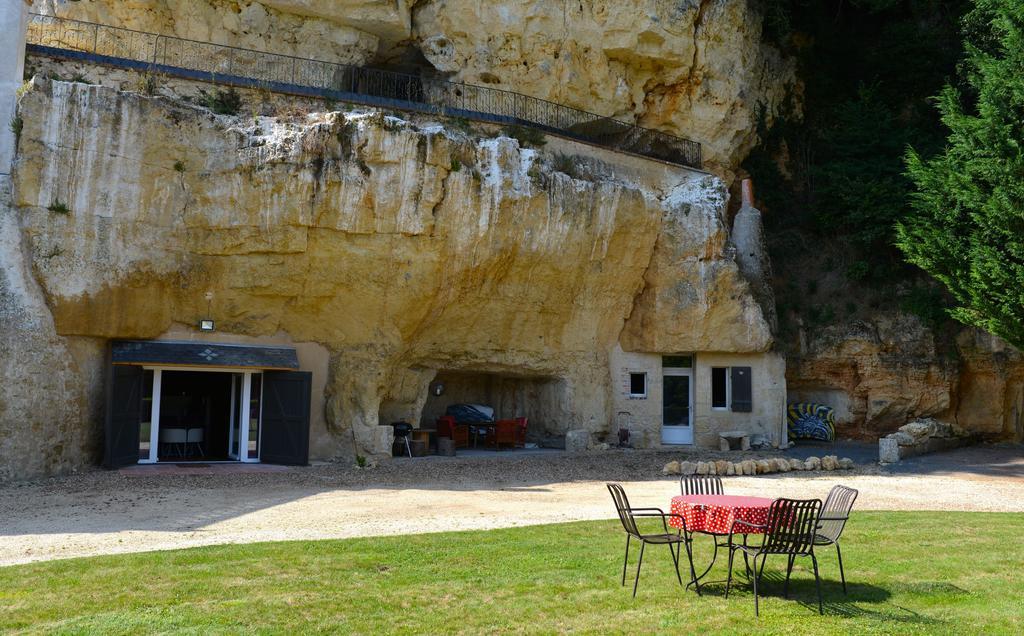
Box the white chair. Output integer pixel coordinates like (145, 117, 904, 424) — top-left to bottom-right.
(159, 427, 187, 458)
(186, 428, 205, 459)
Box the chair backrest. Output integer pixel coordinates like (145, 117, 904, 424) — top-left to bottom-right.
(159, 427, 187, 443)
(761, 498, 822, 555)
(817, 484, 859, 543)
(186, 428, 204, 443)
(606, 483, 641, 538)
(437, 416, 456, 436)
(514, 417, 527, 445)
(494, 420, 517, 443)
(680, 474, 724, 497)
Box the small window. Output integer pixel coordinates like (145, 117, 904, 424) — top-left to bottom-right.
(711, 367, 729, 409)
(662, 355, 692, 368)
(629, 372, 647, 398)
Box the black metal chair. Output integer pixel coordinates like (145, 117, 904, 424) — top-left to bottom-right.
(726, 497, 824, 616)
(392, 422, 413, 457)
(680, 474, 724, 497)
(814, 485, 859, 593)
(606, 483, 699, 598)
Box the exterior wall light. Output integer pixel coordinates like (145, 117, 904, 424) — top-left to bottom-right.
(199, 319, 216, 332)
(432, 382, 445, 397)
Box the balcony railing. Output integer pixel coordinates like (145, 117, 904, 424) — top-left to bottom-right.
(24, 13, 702, 169)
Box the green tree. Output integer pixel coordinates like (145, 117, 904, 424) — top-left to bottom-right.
(899, 0, 1024, 348)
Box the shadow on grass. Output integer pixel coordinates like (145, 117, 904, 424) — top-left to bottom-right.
(693, 569, 940, 625)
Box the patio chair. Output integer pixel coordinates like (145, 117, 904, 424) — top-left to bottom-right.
(725, 497, 824, 616)
(488, 419, 518, 450)
(680, 474, 724, 497)
(606, 483, 700, 598)
(814, 485, 859, 593)
(514, 416, 528, 448)
(436, 416, 469, 449)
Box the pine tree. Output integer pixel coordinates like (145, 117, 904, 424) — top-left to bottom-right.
(899, 0, 1024, 348)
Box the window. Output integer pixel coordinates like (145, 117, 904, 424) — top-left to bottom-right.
(629, 372, 647, 398)
(662, 355, 693, 368)
(711, 367, 729, 409)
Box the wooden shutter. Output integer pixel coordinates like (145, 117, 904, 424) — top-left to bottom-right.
(730, 366, 752, 412)
(260, 371, 312, 465)
(104, 364, 143, 468)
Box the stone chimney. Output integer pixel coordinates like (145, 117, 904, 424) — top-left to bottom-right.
(731, 178, 777, 331)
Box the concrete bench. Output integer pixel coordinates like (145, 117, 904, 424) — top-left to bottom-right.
(719, 430, 750, 451)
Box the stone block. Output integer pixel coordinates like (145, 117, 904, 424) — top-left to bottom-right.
(879, 437, 899, 463)
(680, 461, 697, 475)
(838, 457, 855, 469)
(756, 459, 771, 474)
(776, 458, 790, 472)
(725, 462, 735, 476)
(715, 460, 731, 475)
(663, 460, 681, 475)
(821, 455, 839, 471)
(804, 456, 821, 471)
(565, 429, 590, 453)
(696, 461, 709, 475)
(789, 458, 804, 471)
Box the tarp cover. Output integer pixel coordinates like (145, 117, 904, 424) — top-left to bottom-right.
(445, 403, 495, 423)
(787, 402, 836, 442)
(111, 340, 299, 370)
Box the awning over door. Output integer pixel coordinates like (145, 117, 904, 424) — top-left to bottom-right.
(111, 340, 300, 370)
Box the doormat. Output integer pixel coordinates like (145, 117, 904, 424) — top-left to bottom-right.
(178, 463, 211, 467)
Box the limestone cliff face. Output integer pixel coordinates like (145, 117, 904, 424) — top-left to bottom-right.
(2, 78, 771, 475)
(412, 0, 796, 175)
(787, 313, 1024, 442)
(35, 0, 797, 177)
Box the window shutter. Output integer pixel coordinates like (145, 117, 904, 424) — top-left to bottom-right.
(730, 367, 752, 412)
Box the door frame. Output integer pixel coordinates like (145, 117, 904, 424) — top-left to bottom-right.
(661, 366, 694, 445)
(139, 365, 261, 464)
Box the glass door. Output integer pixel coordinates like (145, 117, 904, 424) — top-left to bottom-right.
(228, 373, 242, 460)
(662, 368, 694, 444)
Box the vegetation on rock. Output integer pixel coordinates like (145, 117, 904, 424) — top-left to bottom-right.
(899, 0, 1024, 349)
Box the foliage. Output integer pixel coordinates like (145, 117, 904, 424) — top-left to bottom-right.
(8, 114, 22, 150)
(136, 73, 159, 96)
(501, 124, 546, 148)
(745, 0, 970, 340)
(198, 87, 243, 116)
(899, 0, 1024, 348)
(449, 157, 462, 172)
(0, 514, 1023, 632)
(46, 200, 69, 214)
(172, 160, 186, 173)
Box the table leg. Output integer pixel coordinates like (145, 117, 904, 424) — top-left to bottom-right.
(686, 532, 720, 593)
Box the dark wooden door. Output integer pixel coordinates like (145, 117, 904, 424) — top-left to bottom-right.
(104, 364, 143, 468)
(260, 371, 312, 466)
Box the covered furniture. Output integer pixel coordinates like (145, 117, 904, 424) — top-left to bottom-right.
(436, 416, 469, 448)
(186, 427, 205, 458)
(726, 497, 825, 616)
(607, 483, 699, 598)
(814, 484, 859, 593)
(159, 427, 187, 458)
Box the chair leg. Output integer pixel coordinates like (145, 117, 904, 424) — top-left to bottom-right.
(684, 538, 701, 596)
(836, 542, 847, 594)
(725, 547, 736, 598)
(668, 543, 683, 586)
(622, 535, 630, 586)
(784, 553, 796, 599)
(404, 436, 412, 458)
(811, 553, 823, 615)
(752, 554, 760, 617)
(633, 542, 645, 598)
(743, 552, 751, 579)
(758, 553, 767, 582)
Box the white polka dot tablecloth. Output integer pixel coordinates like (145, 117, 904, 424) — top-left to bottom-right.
(670, 494, 774, 535)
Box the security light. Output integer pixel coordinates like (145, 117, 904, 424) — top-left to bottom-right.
(199, 319, 215, 332)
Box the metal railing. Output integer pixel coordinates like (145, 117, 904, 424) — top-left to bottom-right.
(24, 13, 702, 169)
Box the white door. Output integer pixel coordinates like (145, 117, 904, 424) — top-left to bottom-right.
(661, 368, 694, 444)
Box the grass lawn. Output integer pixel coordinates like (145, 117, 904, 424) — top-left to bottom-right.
(1, 512, 1022, 634)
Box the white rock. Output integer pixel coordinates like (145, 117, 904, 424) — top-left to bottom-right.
(821, 456, 839, 471)
(680, 461, 697, 476)
(789, 458, 804, 471)
(696, 461, 709, 475)
(804, 456, 821, 471)
(838, 457, 855, 469)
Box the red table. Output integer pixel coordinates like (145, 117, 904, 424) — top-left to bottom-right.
(670, 494, 773, 535)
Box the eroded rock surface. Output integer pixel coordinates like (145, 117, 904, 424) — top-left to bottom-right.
(1, 78, 771, 477)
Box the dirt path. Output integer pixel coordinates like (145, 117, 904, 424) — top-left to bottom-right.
(1, 446, 1021, 566)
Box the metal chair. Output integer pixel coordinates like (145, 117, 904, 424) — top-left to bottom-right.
(726, 497, 824, 616)
(606, 483, 699, 598)
(680, 474, 724, 497)
(392, 422, 413, 457)
(814, 485, 859, 593)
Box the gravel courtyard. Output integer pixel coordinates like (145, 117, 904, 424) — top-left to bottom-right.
(1, 445, 1022, 566)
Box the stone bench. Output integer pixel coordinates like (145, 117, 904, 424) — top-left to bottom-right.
(719, 430, 750, 451)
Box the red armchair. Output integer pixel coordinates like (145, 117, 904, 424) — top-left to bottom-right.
(514, 417, 528, 448)
(488, 419, 518, 450)
(436, 416, 469, 449)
